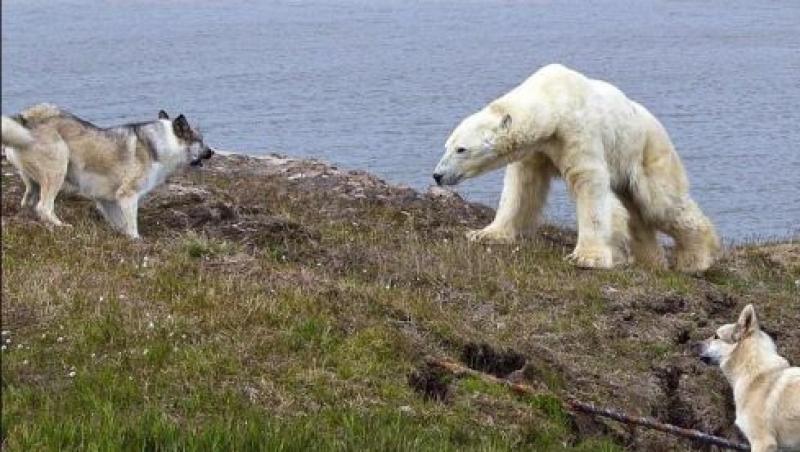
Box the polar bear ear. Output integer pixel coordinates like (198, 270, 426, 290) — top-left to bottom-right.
(500, 113, 512, 130)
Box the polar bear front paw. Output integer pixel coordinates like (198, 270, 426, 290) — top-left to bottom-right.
(466, 226, 517, 244)
(566, 246, 614, 269)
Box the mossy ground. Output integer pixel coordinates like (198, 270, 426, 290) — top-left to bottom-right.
(2, 155, 797, 450)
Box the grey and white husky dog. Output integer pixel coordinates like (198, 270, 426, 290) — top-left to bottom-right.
(1, 104, 214, 238)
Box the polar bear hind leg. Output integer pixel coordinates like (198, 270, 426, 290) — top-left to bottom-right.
(632, 140, 720, 273)
(609, 193, 634, 266)
(661, 197, 719, 272)
(621, 197, 667, 269)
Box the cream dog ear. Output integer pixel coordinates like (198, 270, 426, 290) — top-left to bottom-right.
(734, 304, 759, 341)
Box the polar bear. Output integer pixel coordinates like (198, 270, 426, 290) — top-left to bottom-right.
(433, 64, 720, 272)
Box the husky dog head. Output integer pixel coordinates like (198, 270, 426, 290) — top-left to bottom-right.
(159, 110, 214, 166)
(693, 304, 777, 369)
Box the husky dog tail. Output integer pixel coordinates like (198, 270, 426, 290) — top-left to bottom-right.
(1, 115, 34, 149)
(2, 104, 62, 149)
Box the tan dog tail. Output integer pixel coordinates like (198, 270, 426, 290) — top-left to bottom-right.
(1, 115, 34, 149)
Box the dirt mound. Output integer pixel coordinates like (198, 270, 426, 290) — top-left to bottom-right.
(137, 182, 320, 257)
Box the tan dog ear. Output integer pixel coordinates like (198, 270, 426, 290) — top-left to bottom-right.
(734, 304, 759, 341)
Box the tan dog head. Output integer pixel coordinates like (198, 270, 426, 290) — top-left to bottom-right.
(694, 304, 777, 372)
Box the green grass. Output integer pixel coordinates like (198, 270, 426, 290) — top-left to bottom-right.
(2, 156, 797, 450)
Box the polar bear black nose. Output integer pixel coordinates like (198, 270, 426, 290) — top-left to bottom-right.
(433, 173, 443, 185)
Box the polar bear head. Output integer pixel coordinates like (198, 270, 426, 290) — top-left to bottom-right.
(433, 104, 517, 186)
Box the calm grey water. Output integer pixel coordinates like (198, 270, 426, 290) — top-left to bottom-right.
(2, 0, 798, 241)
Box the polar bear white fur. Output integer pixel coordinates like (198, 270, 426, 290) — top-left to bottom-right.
(433, 64, 720, 272)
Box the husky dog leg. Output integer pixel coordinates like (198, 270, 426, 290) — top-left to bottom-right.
(19, 173, 40, 210)
(35, 168, 69, 227)
(115, 191, 141, 239)
(95, 200, 128, 233)
(32, 132, 71, 227)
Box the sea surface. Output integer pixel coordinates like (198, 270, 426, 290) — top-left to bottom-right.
(2, 0, 798, 241)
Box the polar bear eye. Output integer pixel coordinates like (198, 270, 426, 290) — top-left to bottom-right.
(456, 147, 467, 154)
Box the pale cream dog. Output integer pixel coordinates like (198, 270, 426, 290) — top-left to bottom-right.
(433, 64, 720, 272)
(695, 304, 800, 451)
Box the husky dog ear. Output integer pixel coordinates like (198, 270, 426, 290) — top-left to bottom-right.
(173, 114, 192, 139)
(158, 110, 170, 120)
(734, 304, 759, 341)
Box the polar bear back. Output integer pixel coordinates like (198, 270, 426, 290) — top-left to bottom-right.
(495, 64, 687, 191)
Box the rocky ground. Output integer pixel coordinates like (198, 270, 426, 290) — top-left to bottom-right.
(2, 153, 798, 450)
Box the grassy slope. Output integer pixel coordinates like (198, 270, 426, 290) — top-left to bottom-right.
(1, 155, 798, 451)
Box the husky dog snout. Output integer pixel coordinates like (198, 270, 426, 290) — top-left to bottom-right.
(191, 145, 215, 166)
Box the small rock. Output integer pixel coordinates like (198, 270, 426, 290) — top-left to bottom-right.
(426, 186, 461, 200)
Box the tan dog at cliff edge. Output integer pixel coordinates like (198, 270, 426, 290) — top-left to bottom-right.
(1, 104, 214, 238)
(695, 304, 800, 451)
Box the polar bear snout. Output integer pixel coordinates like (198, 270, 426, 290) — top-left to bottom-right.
(431, 168, 462, 186)
(432, 158, 462, 186)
